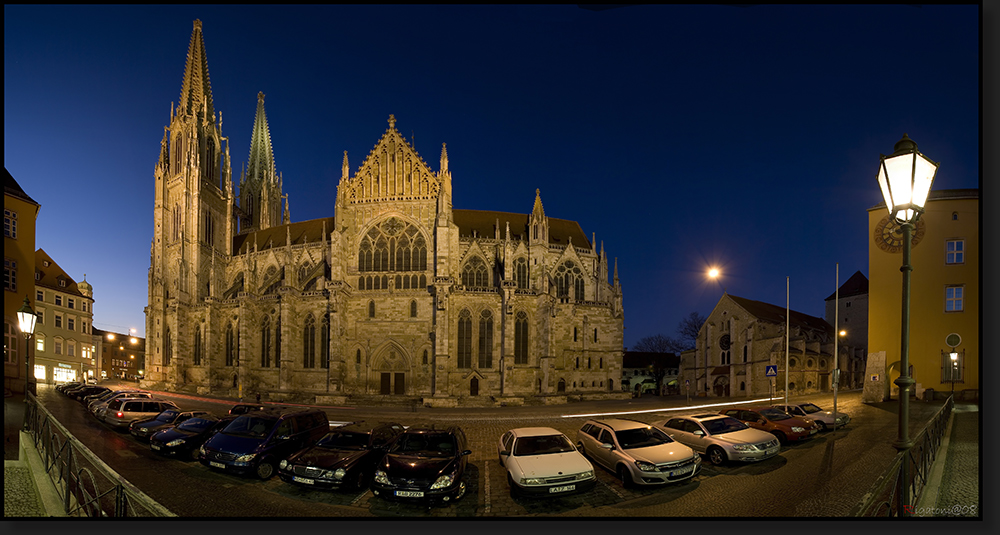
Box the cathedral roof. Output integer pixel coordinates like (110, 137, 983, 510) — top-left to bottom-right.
(453, 209, 591, 248)
(245, 91, 276, 184)
(824, 270, 868, 301)
(233, 217, 335, 254)
(34, 249, 85, 297)
(178, 20, 214, 119)
(727, 294, 832, 334)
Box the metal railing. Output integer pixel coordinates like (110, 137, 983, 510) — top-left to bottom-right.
(851, 395, 954, 517)
(23, 392, 176, 517)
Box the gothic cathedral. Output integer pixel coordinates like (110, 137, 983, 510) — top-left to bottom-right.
(143, 20, 626, 406)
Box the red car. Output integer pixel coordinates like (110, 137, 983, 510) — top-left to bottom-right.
(720, 406, 819, 444)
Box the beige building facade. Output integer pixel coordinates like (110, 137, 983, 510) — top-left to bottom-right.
(32, 249, 96, 384)
(142, 21, 626, 406)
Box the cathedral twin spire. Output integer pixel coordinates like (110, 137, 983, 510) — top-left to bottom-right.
(178, 19, 214, 120)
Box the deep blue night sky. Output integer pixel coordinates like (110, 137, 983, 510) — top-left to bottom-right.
(4, 5, 980, 345)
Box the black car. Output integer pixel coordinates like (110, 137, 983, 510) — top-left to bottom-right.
(150, 415, 235, 460)
(130, 410, 213, 441)
(371, 425, 472, 504)
(80, 387, 113, 405)
(57, 382, 82, 394)
(229, 403, 267, 415)
(278, 421, 404, 490)
(71, 385, 108, 401)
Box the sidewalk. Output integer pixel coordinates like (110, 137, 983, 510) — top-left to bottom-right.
(914, 401, 980, 518)
(3, 396, 68, 517)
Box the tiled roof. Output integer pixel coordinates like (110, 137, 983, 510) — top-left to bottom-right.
(34, 249, 83, 297)
(232, 217, 335, 254)
(452, 209, 591, 249)
(4, 168, 39, 206)
(728, 294, 832, 334)
(825, 270, 869, 301)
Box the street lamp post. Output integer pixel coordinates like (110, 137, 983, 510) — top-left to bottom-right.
(17, 297, 38, 404)
(949, 350, 959, 397)
(876, 133, 939, 517)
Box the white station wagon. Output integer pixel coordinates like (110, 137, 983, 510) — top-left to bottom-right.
(576, 419, 701, 487)
(498, 427, 596, 497)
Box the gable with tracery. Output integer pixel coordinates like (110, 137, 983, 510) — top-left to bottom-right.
(341, 116, 440, 205)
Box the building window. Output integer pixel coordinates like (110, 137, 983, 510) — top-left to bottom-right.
(36, 335, 44, 352)
(945, 286, 964, 312)
(55, 315, 62, 329)
(3, 209, 16, 239)
(357, 218, 427, 274)
(55, 295, 62, 306)
(478, 310, 493, 368)
(260, 317, 271, 367)
(594, 328, 598, 343)
(82, 302, 88, 312)
(457, 309, 472, 369)
(573, 327, 577, 342)
(514, 311, 529, 365)
(946, 240, 964, 264)
(36, 311, 43, 326)
(68, 342, 75, 357)
(59, 279, 66, 288)
(303, 314, 316, 368)
(942, 351, 964, 383)
(2, 258, 14, 292)
(37, 290, 44, 302)
(225, 323, 235, 366)
(555, 261, 584, 301)
(368, 301, 375, 318)
(68, 318, 75, 331)
(193, 326, 202, 366)
(743, 345, 748, 362)
(514, 257, 528, 289)
(356, 349, 362, 364)
(204, 210, 214, 246)
(4, 322, 17, 364)
(55, 340, 62, 355)
(422, 350, 428, 365)
(410, 300, 417, 318)
(952, 211, 958, 221)
(461, 256, 490, 288)
(82, 321, 88, 335)
(68, 298, 75, 309)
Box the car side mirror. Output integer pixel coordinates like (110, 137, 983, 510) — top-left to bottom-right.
(499, 450, 509, 457)
(758, 420, 766, 425)
(600, 443, 615, 450)
(461, 449, 472, 456)
(693, 430, 705, 437)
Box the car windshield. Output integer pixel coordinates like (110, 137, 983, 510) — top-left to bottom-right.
(703, 417, 749, 435)
(800, 403, 822, 414)
(224, 415, 277, 438)
(512, 434, 575, 456)
(157, 410, 180, 422)
(317, 431, 369, 450)
(615, 426, 672, 449)
(177, 417, 217, 431)
(760, 408, 792, 420)
(393, 432, 455, 456)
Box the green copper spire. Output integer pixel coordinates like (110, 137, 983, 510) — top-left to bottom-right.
(246, 91, 276, 185)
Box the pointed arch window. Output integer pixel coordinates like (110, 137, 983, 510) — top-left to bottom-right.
(358, 218, 427, 277)
(555, 261, 584, 300)
(225, 323, 235, 366)
(461, 256, 490, 288)
(514, 257, 529, 289)
(303, 314, 316, 368)
(193, 325, 202, 366)
(368, 300, 375, 318)
(410, 300, 418, 318)
(457, 309, 472, 369)
(478, 310, 494, 368)
(260, 316, 271, 368)
(173, 135, 182, 175)
(514, 311, 529, 365)
(206, 137, 217, 184)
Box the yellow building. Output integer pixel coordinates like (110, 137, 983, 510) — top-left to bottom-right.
(866, 189, 978, 402)
(4, 169, 40, 395)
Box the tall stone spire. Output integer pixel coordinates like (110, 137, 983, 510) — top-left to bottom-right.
(246, 91, 276, 185)
(177, 19, 214, 119)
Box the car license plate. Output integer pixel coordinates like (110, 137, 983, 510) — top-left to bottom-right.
(670, 466, 691, 477)
(549, 484, 575, 493)
(209, 461, 226, 469)
(395, 490, 424, 498)
(151, 444, 161, 451)
(293, 476, 314, 485)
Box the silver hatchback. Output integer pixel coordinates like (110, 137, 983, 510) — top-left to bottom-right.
(576, 419, 700, 487)
(653, 414, 780, 466)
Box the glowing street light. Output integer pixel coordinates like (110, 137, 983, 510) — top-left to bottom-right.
(17, 297, 37, 403)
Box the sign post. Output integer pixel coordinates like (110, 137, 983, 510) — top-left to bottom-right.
(765, 365, 778, 405)
(685, 379, 690, 405)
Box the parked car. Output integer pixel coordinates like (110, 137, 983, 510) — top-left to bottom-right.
(150, 415, 236, 460)
(371, 424, 472, 504)
(80, 387, 114, 405)
(102, 398, 178, 429)
(229, 403, 267, 416)
(130, 409, 213, 441)
(576, 419, 700, 487)
(57, 382, 82, 394)
(62, 384, 92, 398)
(652, 414, 780, 466)
(90, 391, 151, 419)
(771, 402, 850, 431)
(498, 427, 596, 497)
(199, 408, 330, 479)
(72, 385, 110, 401)
(720, 406, 820, 444)
(278, 421, 404, 490)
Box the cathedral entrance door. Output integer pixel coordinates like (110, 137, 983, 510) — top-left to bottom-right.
(470, 377, 479, 396)
(380, 373, 391, 395)
(394, 373, 405, 395)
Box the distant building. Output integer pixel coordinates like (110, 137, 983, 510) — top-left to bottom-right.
(622, 351, 679, 394)
(680, 293, 864, 398)
(142, 20, 626, 406)
(93, 328, 145, 381)
(865, 189, 978, 402)
(824, 270, 868, 389)
(32, 249, 96, 384)
(4, 169, 40, 394)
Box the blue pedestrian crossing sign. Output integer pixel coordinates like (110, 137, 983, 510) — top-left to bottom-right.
(765, 365, 778, 377)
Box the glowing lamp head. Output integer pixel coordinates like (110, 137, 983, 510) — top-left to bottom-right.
(876, 134, 939, 224)
(16, 297, 37, 338)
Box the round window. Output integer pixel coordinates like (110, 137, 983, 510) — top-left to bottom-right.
(789, 358, 798, 368)
(807, 358, 815, 368)
(820, 359, 827, 368)
(807, 381, 813, 388)
(788, 382, 796, 391)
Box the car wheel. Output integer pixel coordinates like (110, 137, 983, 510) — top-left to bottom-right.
(771, 431, 787, 445)
(189, 447, 201, 462)
(256, 460, 276, 480)
(617, 465, 634, 488)
(577, 442, 587, 457)
(816, 421, 827, 431)
(707, 446, 727, 466)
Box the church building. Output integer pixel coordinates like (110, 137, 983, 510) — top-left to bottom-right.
(141, 20, 626, 406)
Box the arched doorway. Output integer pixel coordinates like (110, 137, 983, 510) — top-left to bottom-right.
(713, 375, 730, 397)
(557, 378, 566, 392)
(372, 344, 409, 395)
(470, 377, 479, 396)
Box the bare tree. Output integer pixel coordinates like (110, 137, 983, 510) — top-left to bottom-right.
(631, 334, 684, 354)
(676, 311, 706, 350)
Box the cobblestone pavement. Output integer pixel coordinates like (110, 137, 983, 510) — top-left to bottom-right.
(3, 465, 45, 517)
(933, 403, 979, 517)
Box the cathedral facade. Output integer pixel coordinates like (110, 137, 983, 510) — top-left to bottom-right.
(141, 21, 626, 406)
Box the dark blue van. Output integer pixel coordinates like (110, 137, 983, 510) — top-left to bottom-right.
(199, 408, 329, 479)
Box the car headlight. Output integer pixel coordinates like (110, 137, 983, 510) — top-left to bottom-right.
(635, 460, 657, 472)
(731, 444, 753, 452)
(333, 468, 346, 480)
(579, 470, 595, 480)
(279, 460, 288, 469)
(166, 439, 185, 447)
(791, 427, 804, 433)
(521, 477, 546, 486)
(235, 453, 256, 462)
(198, 445, 206, 456)
(374, 470, 390, 485)
(430, 471, 455, 489)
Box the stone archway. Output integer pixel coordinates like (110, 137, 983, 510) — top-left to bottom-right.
(372, 343, 410, 395)
(713, 375, 730, 397)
